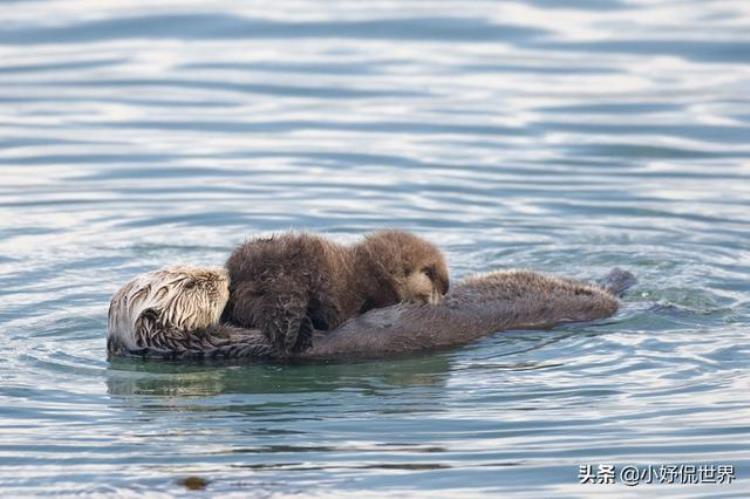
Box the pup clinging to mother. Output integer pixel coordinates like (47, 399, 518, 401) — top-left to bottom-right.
(222, 230, 450, 357)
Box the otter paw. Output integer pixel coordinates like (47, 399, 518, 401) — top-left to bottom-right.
(291, 316, 314, 353)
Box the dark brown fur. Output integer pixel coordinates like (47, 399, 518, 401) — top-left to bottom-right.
(114, 268, 634, 362)
(222, 230, 450, 356)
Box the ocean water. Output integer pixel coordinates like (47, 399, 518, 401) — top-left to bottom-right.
(1, 0, 749, 496)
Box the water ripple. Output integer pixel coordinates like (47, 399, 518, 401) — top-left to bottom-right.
(1, 0, 749, 496)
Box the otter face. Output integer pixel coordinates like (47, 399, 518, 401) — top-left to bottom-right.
(402, 260, 450, 305)
(107, 265, 230, 352)
(356, 230, 450, 309)
(373, 231, 449, 305)
(155, 266, 230, 331)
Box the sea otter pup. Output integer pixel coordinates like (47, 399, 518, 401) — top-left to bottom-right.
(222, 230, 450, 357)
(107, 266, 635, 361)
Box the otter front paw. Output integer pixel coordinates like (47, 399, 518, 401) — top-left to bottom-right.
(291, 315, 314, 353)
(260, 301, 314, 357)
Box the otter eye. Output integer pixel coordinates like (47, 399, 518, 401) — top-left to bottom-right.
(184, 279, 196, 289)
(422, 266, 435, 280)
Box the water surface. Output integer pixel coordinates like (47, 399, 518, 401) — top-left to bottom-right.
(1, 0, 749, 496)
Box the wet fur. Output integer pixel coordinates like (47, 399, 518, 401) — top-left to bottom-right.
(109, 267, 634, 362)
(222, 230, 449, 357)
(107, 266, 233, 357)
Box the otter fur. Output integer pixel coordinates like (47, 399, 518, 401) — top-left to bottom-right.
(300, 269, 624, 361)
(222, 230, 450, 357)
(107, 266, 635, 362)
(107, 266, 270, 359)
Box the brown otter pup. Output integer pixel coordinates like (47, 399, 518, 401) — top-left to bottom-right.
(222, 230, 450, 357)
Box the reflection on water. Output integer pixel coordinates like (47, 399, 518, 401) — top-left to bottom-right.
(106, 355, 453, 398)
(1, 0, 749, 495)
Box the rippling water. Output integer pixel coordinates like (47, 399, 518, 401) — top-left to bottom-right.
(1, 0, 749, 496)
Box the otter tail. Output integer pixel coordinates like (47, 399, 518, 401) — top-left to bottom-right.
(598, 267, 637, 297)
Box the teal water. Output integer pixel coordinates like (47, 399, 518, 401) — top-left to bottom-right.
(1, 1, 749, 496)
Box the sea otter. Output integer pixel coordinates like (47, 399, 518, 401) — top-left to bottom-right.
(222, 230, 450, 357)
(107, 266, 635, 361)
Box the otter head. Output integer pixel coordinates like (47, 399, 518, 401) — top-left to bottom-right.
(402, 256, 450, 305)
(359, 230, 449, 306)
(107, 265, 230, 353)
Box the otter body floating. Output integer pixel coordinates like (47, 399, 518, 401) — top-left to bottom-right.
(107, 266, 635, 362)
